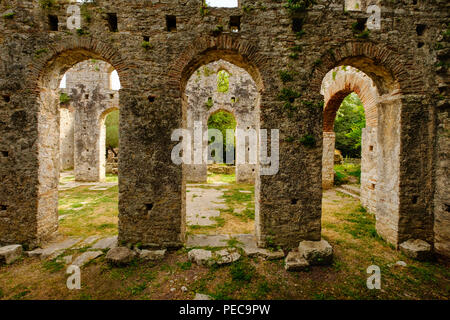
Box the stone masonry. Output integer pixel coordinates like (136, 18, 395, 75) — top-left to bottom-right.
(0, 0, 447, 259)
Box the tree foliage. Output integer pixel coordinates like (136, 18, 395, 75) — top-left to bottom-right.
(217, 70, 230, 93)
(207, 111, 236, 159)
(334, 93, 365, 158)
(105, 110, 119, 150)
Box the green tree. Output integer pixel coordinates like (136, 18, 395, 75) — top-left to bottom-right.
(105, 110, 119, 155)
(334, 93, 365, 158)
(217, 70, 230, 93)
(207, 110, 236, 161)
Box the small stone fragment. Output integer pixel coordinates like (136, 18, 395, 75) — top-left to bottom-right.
(395, 260, 407, 267)
(399, 239, 432, 261)
(105, 247, 136, 265)
(285, 251, 309, 271)
(194, 293, 212, 300)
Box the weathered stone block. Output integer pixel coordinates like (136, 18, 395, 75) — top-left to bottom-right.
(105, 247, 136, 265)
(139, 249, 166, 261)
(399, 239, 432, 261)
(0, 244, 22, 264)
(298, 239, 333, 265)
(284, 251, 309, 271)
(188, 249, 213, 266)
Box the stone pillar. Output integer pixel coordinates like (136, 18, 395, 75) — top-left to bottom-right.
(360, 127, 377, 213)
(375, 99, 401, 245)
(59, 106, 74, 170)
(73, 103, 103, 182)
(322, 132, 335, 189)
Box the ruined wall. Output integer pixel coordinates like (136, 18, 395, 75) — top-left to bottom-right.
(0, 0, 446, 254)
(185, 60, 258, 183)
(433, 26, 450, 259)
(63, 60, 119, 182)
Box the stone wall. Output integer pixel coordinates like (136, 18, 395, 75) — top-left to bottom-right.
(0, 0, 446, 255)
(185, 60, 258, 183)
(433, 36, 450, 258)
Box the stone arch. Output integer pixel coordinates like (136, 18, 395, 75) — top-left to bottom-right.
(309, 41, 419, 97)
(29, 38, 130, 246)
(321, 66, 379, 132)
(169, 35, 267, 93)
(312, 41, 426, 247)
(173, 35, 265, 244)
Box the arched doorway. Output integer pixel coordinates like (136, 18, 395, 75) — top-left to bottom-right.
(33, 47, 126, 246)
(183, 59, 259, 240)
(321, 66, 379, 214)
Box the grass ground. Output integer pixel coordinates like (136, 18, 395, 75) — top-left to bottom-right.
(0, 174, 448, 300)
(334, 161, 361, 185)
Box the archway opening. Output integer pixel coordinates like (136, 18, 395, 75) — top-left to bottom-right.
(207, 110, 237, 183)
(319, 59, 406, 248)
(183, 59, 259, 241)
(51, 58, 120, 240)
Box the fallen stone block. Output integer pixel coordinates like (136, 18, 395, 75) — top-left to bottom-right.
(188, 249, 213, 266)
(298, 239, 333, 265)
(139, 249, 166, 261)
(234, 234, 284, 260)
(106, 247, 136, 265)
(91, 236, 118, 250)
(72, 251, 103, 267)
(214, 249, 241, 265)
(285, 251, 309, 271)
(0, 244, 22, 265)
(400, 239, 432, 261)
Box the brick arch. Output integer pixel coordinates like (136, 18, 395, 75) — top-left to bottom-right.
(28, 37, 133, 92)
(168, 34, 268, 93)
(321, 66, 379, 132)
(310, 41, 419, 96)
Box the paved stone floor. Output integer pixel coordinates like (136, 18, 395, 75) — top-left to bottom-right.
(186, 183, 228, 226)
